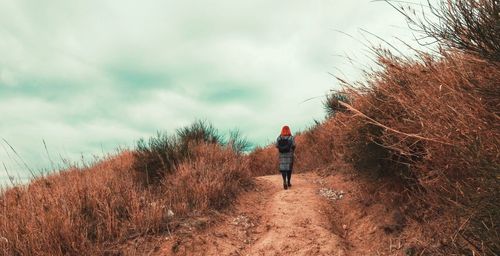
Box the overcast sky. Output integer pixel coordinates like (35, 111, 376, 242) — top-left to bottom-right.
(0, 0, 434, 184)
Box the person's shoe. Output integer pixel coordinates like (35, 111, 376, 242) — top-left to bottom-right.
(283, 183, 288, 190)
(287, 183, 292, 188)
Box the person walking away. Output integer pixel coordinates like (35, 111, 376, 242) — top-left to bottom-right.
(276, 125, 296, 190)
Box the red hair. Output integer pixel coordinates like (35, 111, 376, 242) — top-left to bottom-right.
(280, 125, 292, 136)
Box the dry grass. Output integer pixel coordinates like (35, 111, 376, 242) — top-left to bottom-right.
(0, 1, 497, 255)
(337, 50, 499, 254)
(293, 119, 345, 173)
(247, 145, 277, 176)
(296, 53, 498, 254)
(0, 143, 251, 255)
(164, 143, 252, 216)
(292, 1, 499, 254)
(407, 0, 500, 62)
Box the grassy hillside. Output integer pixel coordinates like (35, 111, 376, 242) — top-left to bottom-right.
(1, 1, 498, 255)
(0, 122, 252, 255)
(272, 0, 499, 254)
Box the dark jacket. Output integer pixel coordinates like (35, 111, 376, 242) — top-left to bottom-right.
(276, 135, 296, 172)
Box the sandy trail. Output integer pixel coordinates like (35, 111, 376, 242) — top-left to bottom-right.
(160, 173, 347, 256)
(245, 174, 346, 256)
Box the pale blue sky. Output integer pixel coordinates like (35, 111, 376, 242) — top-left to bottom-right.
(0, 0, 434, 184)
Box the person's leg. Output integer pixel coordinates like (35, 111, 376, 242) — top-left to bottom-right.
(287, 171, 292, 187)
(281, 171, 288, 189)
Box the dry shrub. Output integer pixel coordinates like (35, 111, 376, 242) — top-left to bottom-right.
(293, 1, 499, 253)
(134, 121, 250, 185)
(165, 144, 252, 214)
(133, 120, 224, 184)
(0, 143, 252, 255)
(284, 1, 499, 253)
(337, 49, 499, 254)
(407, 0, 500, 62)
(247, 145, 278, 176)
(323, 91, 350, 117)
(293, 119, 341, 172)
(0, 152, 162, 255)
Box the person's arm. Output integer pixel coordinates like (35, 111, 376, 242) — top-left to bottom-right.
(292, 136, 296, 150)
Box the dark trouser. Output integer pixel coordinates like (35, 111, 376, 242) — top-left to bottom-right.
(281, 170, 292, 185)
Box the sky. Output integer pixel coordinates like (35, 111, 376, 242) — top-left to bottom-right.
(0, 0, 434, 184)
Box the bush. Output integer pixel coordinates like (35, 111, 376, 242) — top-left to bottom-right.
(316, 6, 499, 253)
(134, 121, 224, 184)
(133, 120, 246, 184)
(407, 0, 500, 61)
(292, 120, 337, 172)
(291, 1, 500, 254)
(165, 144, 252, 213)
(337, 49, 499, 254)
(247, 145, 278, 176)
(135, 132, 185, 184)
(323, 91, 350, 117)
(176, 120, 222, 145)
(227, 129, 251, 154)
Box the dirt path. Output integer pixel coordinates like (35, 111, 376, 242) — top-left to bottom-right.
(244, 174, 346, 256)
(159, 173, 349, 256)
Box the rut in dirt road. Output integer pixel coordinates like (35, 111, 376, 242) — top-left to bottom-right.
(160, 173, 348, 256)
